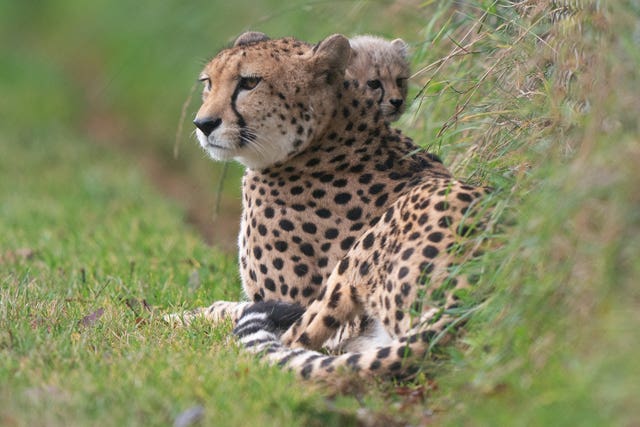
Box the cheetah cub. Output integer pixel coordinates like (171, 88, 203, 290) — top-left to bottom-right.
(347, 35, 410, 121)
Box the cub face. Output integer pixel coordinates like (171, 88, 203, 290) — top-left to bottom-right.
(193, 32, 351, 170)
(347, 36, 409, 121)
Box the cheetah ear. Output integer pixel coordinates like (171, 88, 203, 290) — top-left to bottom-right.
(311, 34, 351, 76)
(234, 31, 270, 47)
(391, 38, 409, 59)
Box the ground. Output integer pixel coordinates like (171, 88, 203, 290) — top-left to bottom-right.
(1, 1, 639, 426)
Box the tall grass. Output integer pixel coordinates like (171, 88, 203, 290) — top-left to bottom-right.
(1, 1, 637, 425)
(401, 2, 639, 424)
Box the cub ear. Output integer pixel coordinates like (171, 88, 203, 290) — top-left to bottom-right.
(234, 31, 270, 47)
(311, 34, 351, 75)
(391, 38, 409, 59)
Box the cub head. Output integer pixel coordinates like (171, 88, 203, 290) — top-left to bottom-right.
(193, 32, 351, 170)
(347, 35, 409, 121)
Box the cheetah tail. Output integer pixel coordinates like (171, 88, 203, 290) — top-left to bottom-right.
(233, 301, 439, 380)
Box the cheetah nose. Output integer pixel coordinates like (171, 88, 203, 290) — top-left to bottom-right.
(390, 99, 403, 109)
(193, 116, 222, 136)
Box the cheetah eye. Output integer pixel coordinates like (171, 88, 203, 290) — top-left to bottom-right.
(396, 77, 408, 87)
(198, 76, 211, 91)
(238, 76, 262, 91)
(367, 79, 382, 90)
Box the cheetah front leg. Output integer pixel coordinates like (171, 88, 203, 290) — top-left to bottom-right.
(281, 247, 373, 350)
(280, 276, 361, 350)
(164, 301, 251, 327)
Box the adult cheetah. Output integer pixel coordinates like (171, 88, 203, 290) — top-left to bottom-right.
(177, 32, 487, 379)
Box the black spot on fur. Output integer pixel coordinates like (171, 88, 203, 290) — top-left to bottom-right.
(323, 315, 340, 329)
(315, 209, 331, 218)
(359, 261, 370, 276)
(329, 287, 341, 308)
(334, 193, 352, 204)
(312, 189, 326, 198)
(375, 193, 389, 207)
(422, 245, 439, 259)
(384, 206, 395, 223)
(346, 207, 362, 221)
(438, 216, 453, 228)
(302, 223, 317, 234)
(274, 241, 288, 252)
(346, 354, 361, 370)
(389, 361, 403, 371)
(279, 219, 294, 231)
(325, 228, 339, 239)
(434, 201, 450, 211)
(264, 278, 276, 291)
(359, 174, 373, 184)
(301, 364, 313, 379)
(362, 232, 375, 249)
(397, 346, 412, 358)
(421, 330, 436, 342)
(294, 264, 309, 277)
(337, 258, 349, 275)
(401, 248, 414, 260)
(457, 192, 472, 202)
(340, 236, 356, 250)
(377, 347, 390, 359)
(428, 232, 443, 242)
(264, 207, 275, 218)
(293, 240, 312, 255)
(297, 333, 311, 346)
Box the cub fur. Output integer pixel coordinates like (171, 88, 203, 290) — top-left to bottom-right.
(347, 35, 410, 121)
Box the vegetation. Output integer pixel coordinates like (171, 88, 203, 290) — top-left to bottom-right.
(1, 1, 638, 425)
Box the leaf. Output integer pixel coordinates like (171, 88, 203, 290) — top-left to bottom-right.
(78, 308, 104, 328)
(0, 248, 35, 264)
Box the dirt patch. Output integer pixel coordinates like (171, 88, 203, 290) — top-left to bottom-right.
(84, 109, 241, 254)
(141, 153, 240, 253)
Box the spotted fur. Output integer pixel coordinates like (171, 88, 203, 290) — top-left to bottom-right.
(173, 32, 487, 379)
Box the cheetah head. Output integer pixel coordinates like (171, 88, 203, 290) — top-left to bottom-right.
(347, 36, 409, 121)
(193, 32, 351, 170)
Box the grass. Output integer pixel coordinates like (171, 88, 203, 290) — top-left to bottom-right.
(409, 2, 640, 425)
(1, 1, 639, 426)
(0, 133, 377, 426)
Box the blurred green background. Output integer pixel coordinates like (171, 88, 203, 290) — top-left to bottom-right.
(0, 4, 454, 424)
(3, 2, 638, 425)
(0, 0, 432, 251)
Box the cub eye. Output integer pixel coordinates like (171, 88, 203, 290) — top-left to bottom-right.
(198, 76, 212, 91)
(396, 77, 408, 87)
(367, 79, 382, 90)
(238, 76, 262, 91)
